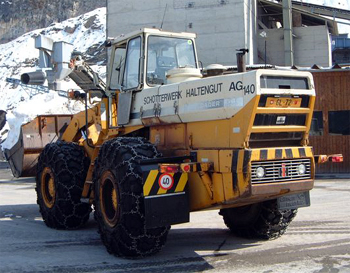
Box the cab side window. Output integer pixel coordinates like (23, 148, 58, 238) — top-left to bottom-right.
(122, 37, 141, 90)
(110, 45, 126, 90)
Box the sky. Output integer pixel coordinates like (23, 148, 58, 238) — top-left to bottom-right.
(295, 0, 350, 34)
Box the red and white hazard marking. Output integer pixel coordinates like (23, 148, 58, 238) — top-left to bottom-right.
(158, 173, 174, 190)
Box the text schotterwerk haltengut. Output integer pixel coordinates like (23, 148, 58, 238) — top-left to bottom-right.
(143, 83, 223, 105)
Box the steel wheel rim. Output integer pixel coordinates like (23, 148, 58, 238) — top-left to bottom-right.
(41, 167, 56, 209)
(100, 171, 119, 227)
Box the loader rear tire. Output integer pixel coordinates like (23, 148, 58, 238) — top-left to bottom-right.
(219, 199, 297, 240)
(36, 141, 91, 229)
(93, 137, 169, 258)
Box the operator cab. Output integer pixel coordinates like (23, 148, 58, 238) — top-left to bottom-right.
(107, 28, 201, 92)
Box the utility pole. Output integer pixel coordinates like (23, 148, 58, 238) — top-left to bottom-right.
(282, 0, 294, 66)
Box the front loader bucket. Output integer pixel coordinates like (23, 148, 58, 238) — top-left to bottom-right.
(4, 115, 73, 178)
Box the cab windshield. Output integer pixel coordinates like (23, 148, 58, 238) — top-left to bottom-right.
(147, 36, 196, 85)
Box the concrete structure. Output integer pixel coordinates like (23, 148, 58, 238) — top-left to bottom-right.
(107, 0, 337, 68)
(257, 25, 332, 67)
(258, 0, 337, 67)
(282, 0, 294, 66)
(107, 0, 258, 67)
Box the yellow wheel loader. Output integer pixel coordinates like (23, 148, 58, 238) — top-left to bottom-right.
(3, 28, 343, 258)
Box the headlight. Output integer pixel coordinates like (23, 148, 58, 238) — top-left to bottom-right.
(297, 164, 306, 175)
(256, 166, 265, 178)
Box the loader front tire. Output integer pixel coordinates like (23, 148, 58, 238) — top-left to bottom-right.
(93, 137, 169, 258)
(219, 199, 297, 240)
(36, 141, 91, 229)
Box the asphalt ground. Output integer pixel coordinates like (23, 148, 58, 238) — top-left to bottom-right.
(1, 161, 350, 273)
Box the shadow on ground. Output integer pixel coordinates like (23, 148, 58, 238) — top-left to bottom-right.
(0, 203, 260, 273)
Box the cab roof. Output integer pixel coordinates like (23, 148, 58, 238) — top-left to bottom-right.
(109, 28, 197, 45)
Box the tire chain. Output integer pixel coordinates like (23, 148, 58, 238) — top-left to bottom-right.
(93, 137, 170, 258)
(221, 199, 297, 240)
(255, 201, 298, 239)
(36, 141, 91, 229)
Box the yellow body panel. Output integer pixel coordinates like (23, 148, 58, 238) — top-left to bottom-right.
(303, 95, 316, 144)
(187, 119, 231, 149)
(187, 172, 226, 211)
(229, 97, 260, 148)
(61, 105, 100, 142)
(196, 150, 220, 172)
(150, 124, 187, 153)
(218, 150, 233, 172)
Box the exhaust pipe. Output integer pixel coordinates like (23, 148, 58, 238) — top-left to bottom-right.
(236, 48, 249, 73)
(21, 71, 46, 85)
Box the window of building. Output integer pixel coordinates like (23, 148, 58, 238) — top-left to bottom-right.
(328, 110, 350, 135)
(309, 111, 323, 136)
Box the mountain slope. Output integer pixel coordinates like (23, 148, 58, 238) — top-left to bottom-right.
(0, 7, 107, 150)
(0, 0, 105, 44)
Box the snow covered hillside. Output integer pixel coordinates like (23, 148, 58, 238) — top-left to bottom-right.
(0, 7, 106, 150)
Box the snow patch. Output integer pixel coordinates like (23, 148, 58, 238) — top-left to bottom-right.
(0, 7, 106, 151)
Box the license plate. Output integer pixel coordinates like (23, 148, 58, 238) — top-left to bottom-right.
(266, 97, 302, 108)
(277, 191, 310, 210)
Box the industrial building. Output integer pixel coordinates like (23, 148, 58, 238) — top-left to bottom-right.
(332, 34, 350, 65)
(107, 0, 342, 67)
(309, 69, 350, 173)
(106, 0, 349, 173)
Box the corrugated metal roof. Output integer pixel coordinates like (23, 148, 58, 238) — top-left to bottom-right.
(259, 0, 339, 35)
